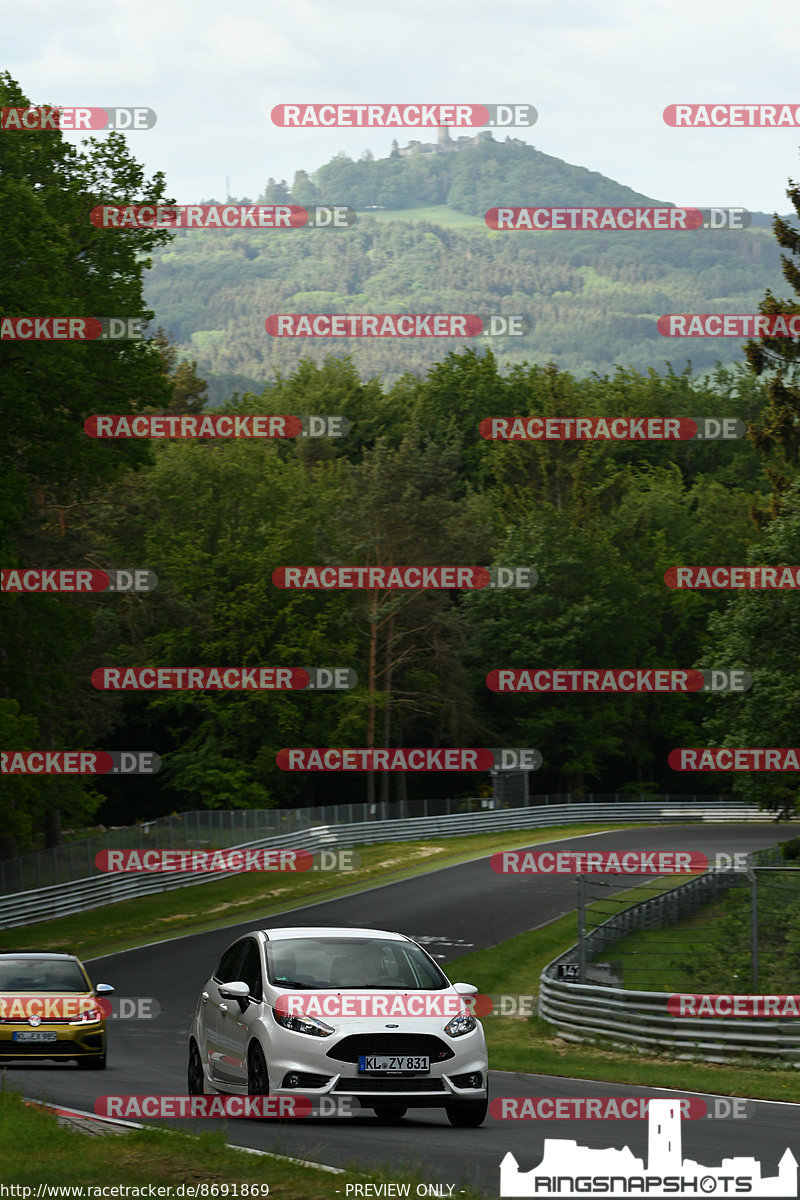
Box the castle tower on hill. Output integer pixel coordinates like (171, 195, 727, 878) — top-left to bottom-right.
(390, 127, 493, 158)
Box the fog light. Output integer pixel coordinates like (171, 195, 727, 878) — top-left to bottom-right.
(287, 1073, 300, 1087)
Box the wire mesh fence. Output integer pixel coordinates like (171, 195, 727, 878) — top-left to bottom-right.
(574, 842, 800, 992)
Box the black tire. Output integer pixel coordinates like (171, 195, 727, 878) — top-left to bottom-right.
(77, 1052, 106, 1070)
(187, 1041, 204, 1095)
(445, 1097, 488, 1127)
(247, 1042, 269, 1096)
(372, 1103, 407, 1123)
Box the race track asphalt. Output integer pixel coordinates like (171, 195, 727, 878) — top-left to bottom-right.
(7, 823, 800, 1196)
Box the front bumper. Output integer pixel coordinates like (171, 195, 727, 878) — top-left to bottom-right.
(0, 1024, 105, 1061)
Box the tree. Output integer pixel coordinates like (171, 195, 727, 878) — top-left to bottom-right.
(0, 73, 176, 851)
(743, 171, 800, 521)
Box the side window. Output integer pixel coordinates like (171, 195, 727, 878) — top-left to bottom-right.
(238, 939, 263, 1001)
(215, 941, 246, 984)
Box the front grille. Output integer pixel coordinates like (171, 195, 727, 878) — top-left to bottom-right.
(0, 1041, 77, 1056)
(327, 1035, 454, 1064)
(334, 1078, 445, 1093)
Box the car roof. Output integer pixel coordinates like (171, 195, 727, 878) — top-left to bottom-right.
(0, 952, 80, 961)
(250, 927, 410, 942)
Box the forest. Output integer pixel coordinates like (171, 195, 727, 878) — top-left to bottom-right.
(2, 71, 800, 854)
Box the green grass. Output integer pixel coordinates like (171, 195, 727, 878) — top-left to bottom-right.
(0, 823, 638, 961)
(445, 909, 800, 1103)
(358, 204, 487, 229)
(593, 899, 731, 993)
(0, 1090, 489, 1196)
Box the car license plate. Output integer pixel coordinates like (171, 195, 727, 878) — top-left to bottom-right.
(358, 1055, 429, 1073)
(13, 1031, 58, 1043)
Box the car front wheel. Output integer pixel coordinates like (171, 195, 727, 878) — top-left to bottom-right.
(247, 1043, 269, 1096)
(445, 1096, 488, 1127)
(188, 1041, 204, 1095)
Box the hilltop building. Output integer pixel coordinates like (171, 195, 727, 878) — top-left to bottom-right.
(390, 126, 494, 158)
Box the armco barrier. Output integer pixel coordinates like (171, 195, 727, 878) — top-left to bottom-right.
(0, 799, 773, 929)
(538, 974, 800, 1062)
(539, 847, 800, 1062)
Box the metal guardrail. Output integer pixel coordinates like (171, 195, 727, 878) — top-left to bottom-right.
(0, 799, 771, 929)
(539, 846, 800, 1061)
(0, 792, 736, 895)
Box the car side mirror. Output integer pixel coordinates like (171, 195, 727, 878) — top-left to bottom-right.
(219, 980, 251, 1010)
(452, 982, 478, 995)
(95, 983, 115, 994)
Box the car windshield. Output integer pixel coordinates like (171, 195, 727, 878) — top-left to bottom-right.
(265, 938, 449, 990)
(0, 959, 89, 992)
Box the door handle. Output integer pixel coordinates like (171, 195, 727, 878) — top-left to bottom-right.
(201, 992, 209, 1003)
(219, 1003, 228, 1013)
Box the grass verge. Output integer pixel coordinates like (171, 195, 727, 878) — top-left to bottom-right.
(0, 1090, 488, 1196)
(445, 913, 800, 1103)
(0, 823, 638, 961)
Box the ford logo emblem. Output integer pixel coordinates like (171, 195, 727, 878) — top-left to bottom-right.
(385, 1023, 399, 1028)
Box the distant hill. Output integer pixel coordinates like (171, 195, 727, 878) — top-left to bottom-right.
(143, 138, 792, 403)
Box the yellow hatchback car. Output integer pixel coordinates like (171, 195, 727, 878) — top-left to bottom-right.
(0, 952, 114, 1069)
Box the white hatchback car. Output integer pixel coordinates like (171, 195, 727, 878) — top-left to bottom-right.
(188, 926, 488, 1126)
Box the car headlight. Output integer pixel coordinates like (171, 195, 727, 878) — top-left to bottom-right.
(273, 1009, 334, 1037)
(444, 1011, 477, 1038)
(69, 1006, 104, 1025)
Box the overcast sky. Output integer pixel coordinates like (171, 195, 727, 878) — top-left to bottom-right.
(4, 0, 800, 213)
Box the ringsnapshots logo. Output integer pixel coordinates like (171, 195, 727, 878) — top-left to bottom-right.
(90, 667, 356, 690)
(487, 669, 752, 693)
(84, 414, 348, 439)
(264, 314, 530, 337)
(277, 747, 542, 772)
(272, 565, 536, 589)
(479, 417, 746, 440)
(669, 748, 800, 771)
(95, 847, 359, 873)
(270, 103, 537, 127)
(2, 569, 157, 593)
(90, 204, 355, 229)
(1, 107, 156, 131)
(1, 751, 160, 775)
(499, 1098, 797, 1197)
(664, 103, 800, 127)
(666, 565, 800, 588)
(486, 206, 751, 231)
